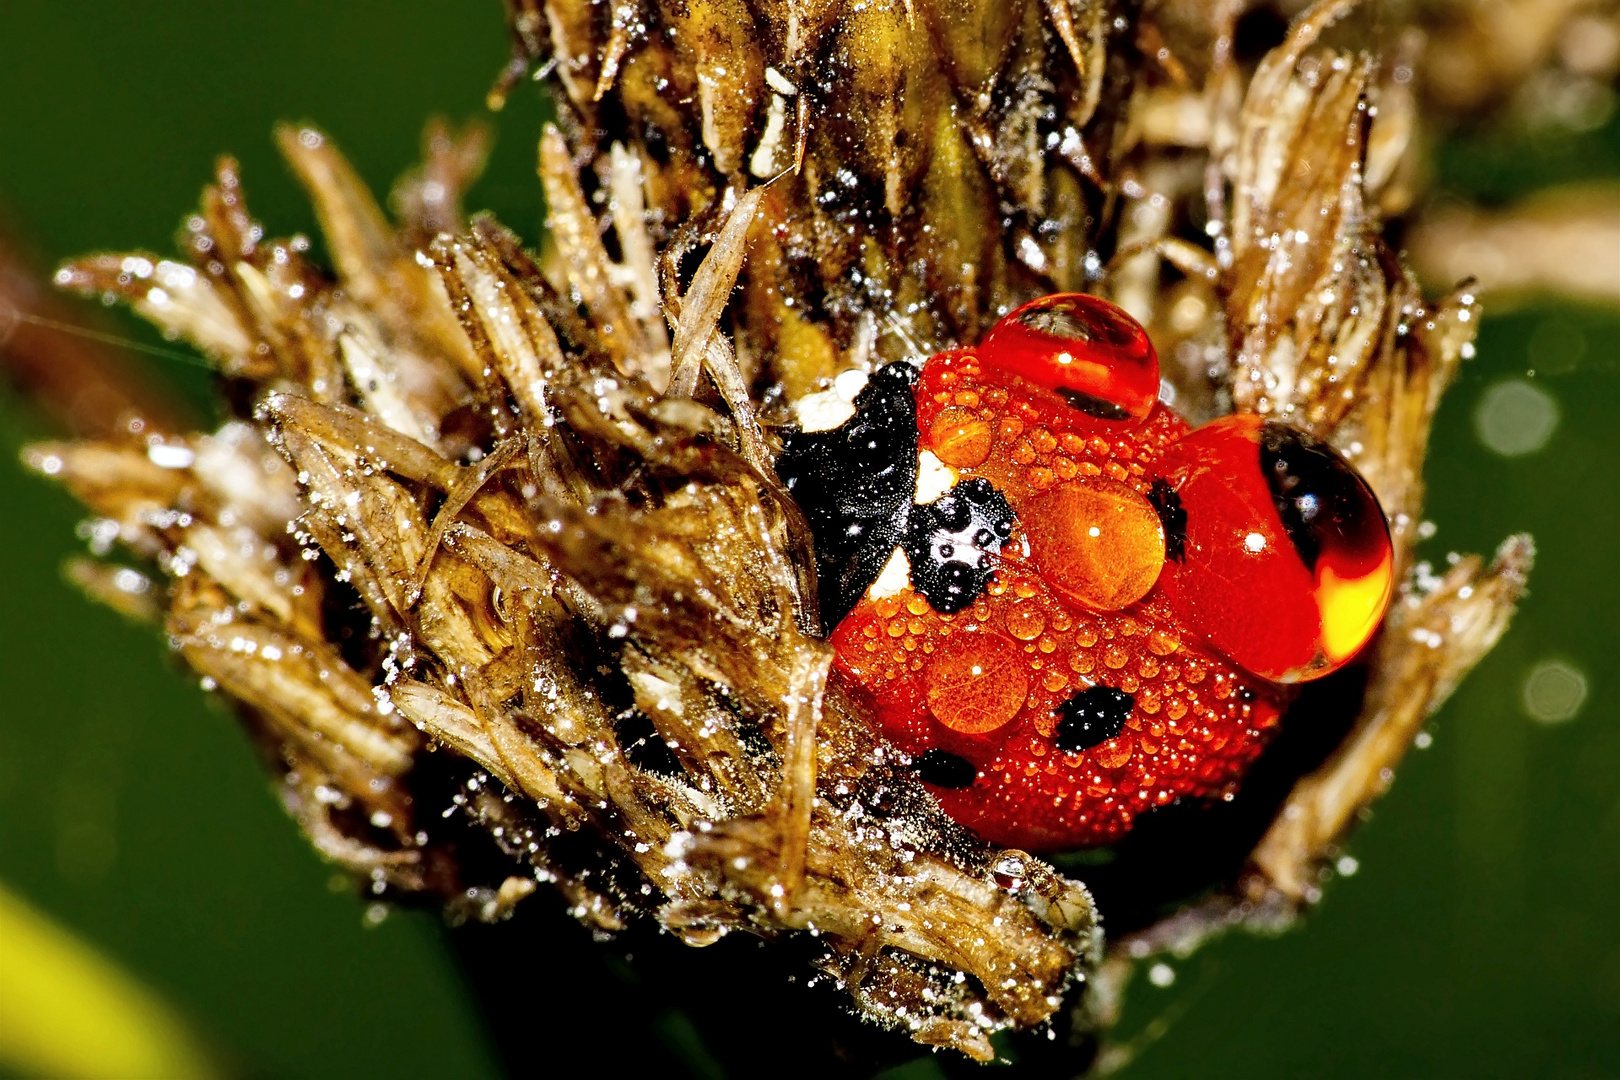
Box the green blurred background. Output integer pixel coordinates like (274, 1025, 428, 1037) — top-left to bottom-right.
(0, 4, 1614, 1077)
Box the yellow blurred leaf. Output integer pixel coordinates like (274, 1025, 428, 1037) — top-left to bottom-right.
(0, 881, 216, 1079)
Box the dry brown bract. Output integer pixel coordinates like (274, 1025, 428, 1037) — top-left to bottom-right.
(33, 122, 1101, 1060)
(18, 0, 1544, 1064)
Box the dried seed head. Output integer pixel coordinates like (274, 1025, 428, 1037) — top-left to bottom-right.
(24, 0, 1541, 1061)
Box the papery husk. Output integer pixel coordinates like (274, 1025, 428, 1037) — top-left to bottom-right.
(15, 0, 1552, 1067)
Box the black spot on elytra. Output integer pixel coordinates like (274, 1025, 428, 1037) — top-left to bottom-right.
(910, 748, 977, 789)
(1054, 686, 1134, 753)
(777, 363, 920, 629)
(1148, 478, 1187, 562)
(1258, 423, 1368, 572)
(1056, 386, 1134, 421)
(901, 478, 1016, 615)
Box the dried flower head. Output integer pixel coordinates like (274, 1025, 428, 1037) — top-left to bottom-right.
(15, 0, 1553, 1065)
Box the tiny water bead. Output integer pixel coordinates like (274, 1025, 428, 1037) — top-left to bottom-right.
(928, 408, 996, 468)
(786, 293, 1395, 850)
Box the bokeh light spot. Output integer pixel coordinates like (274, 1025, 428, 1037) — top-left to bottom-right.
(1475, 378, 1560, 457)
(1521, 658, 1588, 724)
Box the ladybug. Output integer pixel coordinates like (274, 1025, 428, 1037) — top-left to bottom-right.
(778, 295, 1395, 851)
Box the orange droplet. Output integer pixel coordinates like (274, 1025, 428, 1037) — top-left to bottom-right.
(1022, 482, 1165, 612)
(923, 633, 1030, 735)
(1147, 628, 1181, 656)
(1004, 603, 1047, 641)
(1093, 737, 1134, 768)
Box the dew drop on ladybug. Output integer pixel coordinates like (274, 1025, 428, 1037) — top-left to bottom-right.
(977, 293, 1162, 423)
(1150, 415, 1395, 683)
(1023, 479, 1166, 612)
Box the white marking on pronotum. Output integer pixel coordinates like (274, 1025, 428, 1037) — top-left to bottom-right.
(793, 368, 870, 433)
(866, 547, 912, 599)
(833, 368, 870, 400)
(795, 390, 854, 432)
(914, 450, 957, 504)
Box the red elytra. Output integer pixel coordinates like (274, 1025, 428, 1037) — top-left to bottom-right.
(827, 293, 1394, 850)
